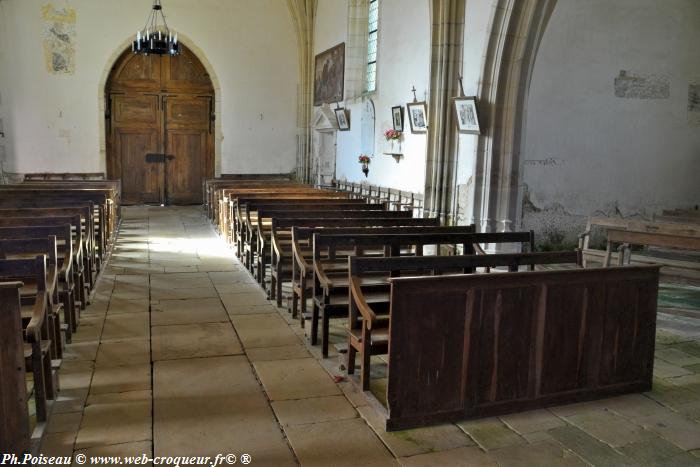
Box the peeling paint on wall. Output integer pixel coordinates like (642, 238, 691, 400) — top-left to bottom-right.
(614, 70, 669, 99)
(689, 79, 700, 126)
(42, 3, 76, 75)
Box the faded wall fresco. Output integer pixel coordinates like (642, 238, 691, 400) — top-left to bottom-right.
(614, 70, 669, 99)
(42, 3, 76, 74)
(689, 80, 700, 126)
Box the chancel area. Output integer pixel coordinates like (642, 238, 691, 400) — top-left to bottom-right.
(1, 0, 699, 465)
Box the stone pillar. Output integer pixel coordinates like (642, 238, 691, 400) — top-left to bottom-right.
(424, 0, 465, 224)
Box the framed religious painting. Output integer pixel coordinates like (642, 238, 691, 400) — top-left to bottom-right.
(453, 97, 481, 134)
(335, 107, 350, 131)
(391, 105, 404, 131)
(314, 43, 345, 106)
(406, 101, 428, 133)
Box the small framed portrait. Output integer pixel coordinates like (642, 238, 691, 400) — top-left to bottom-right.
(453, 97, 481, 134)
(406, 101, 428, 133)
(391, 105, 404, 131)
(335, 108, 350, 131)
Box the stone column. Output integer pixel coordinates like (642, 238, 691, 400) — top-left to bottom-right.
(423, 0, 465, 224)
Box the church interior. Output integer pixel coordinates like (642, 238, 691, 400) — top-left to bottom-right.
(1, 0, 700, 465)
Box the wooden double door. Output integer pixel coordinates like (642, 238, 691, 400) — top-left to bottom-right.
(106, 46, 214, 205)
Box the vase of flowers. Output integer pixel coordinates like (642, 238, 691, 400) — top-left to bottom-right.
(384, 129, 402, 152)
(358, 154, 371, 177)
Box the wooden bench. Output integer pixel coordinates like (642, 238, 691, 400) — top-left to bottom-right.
(273, 218, 441, 307)
(311, 230, 536, 356)
(0, 256, 58, 424)
(216, 186, 331, 230)
(0, 281, 31, 454)
(291, 223, 456, 322)
(0, 233, 77, 346)
(348, 251, 581, 390)
(24, 172, 106, 181)
(0, 206, 98, 288)
(0, 194, 110, 257)
(371, 264, 659, 430)
(0, 229, 71, 359)
(580, 217, 700, 284)
(227, 196, 361, 247)
(0, 185, 119, 243)
(247, 209, 413, 275)
(223, 190, 351, 242)
(251, 203, 388, 284)
(0, 222, 81, 318)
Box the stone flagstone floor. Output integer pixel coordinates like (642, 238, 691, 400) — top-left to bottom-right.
(39, 206, 700, 467)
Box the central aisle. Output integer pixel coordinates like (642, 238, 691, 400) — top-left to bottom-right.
(43, 206, 397, 466)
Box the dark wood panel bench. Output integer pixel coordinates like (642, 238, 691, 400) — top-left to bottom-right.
(0, 256, 58, 425)
(311, 230, 536, 356)
(348, 251, 582, 390)
(273, 218, 441, 307)
(0, 281, 31, 454)
(375, 264, 659, 430)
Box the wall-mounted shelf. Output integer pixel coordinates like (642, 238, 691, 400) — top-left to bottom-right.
(383, 152, 403, 163)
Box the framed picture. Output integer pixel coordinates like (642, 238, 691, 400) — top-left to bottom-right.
(335, 108, 350, 131)
(314, 43, 345, 106)
(391, 106, 404, 131)
(406, 101, 428, 133)
(453, 97, 481, 134)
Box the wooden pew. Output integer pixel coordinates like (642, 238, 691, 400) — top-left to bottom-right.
(347, 251, 581, 390)
(273, 218, 441, 308)
(24, 172, 106, 181)
(0, 256, 57, 424)
(212, 182, 306, 225)
(0, 217, 83, 333)
(0, 281, 31, 454)
(228, 196, 359, 246)
(205, 177, 299, 220)
(0, 194, 110, 257)
(579, 217, 700, 284)
(223, 190, 351, 241)
(0, 206, 98, 290)
(0, 185, 118, 245)
(312, 230, 536, 356)
(0, 230, 68, 360)
(291, 223, 456, 322)
(246, 209, 412, 279)
(0, 234, 75, 348)
(374, 264, 659, 430)
(251, 203, 388, 284)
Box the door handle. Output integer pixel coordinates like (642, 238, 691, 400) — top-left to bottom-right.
(145, 153, 176, 162)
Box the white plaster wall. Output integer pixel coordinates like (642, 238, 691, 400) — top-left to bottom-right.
(0, 0, 298, 175)
(314, 0, 430, 193)
(522, 0, 700, 241)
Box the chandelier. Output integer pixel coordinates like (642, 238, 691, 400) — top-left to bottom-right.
(132, 0, 180, 56)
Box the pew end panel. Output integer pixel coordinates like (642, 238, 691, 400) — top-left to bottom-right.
(380, 265, 660, 431)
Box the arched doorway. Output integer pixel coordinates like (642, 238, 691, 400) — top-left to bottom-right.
(105, 44, 214, 205)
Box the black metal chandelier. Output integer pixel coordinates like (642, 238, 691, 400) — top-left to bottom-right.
(132, 0, 180, 56)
